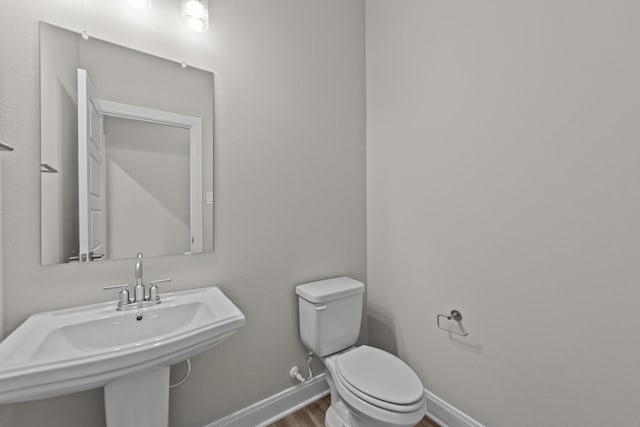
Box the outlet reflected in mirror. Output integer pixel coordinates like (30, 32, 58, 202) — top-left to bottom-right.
(40, 22, 214, 265)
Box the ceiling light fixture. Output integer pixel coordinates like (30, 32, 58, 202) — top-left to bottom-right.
(182, 0, 209, 32)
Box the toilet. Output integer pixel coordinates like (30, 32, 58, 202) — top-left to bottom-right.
(296, 277, 427, 427)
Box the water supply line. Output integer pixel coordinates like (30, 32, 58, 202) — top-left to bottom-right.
(289, 352, 314, 384)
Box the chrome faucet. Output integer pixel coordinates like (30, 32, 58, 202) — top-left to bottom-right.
(134, 252, 145, 303)
(102, 252, 172, 311)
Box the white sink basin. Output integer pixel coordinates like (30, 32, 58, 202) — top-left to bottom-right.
(0, 286, 245, 405)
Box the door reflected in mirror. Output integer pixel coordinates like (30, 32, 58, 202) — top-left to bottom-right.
(40, 22, 214, 265)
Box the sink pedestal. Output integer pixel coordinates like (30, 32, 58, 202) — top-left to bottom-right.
(104, 366, 170, 427)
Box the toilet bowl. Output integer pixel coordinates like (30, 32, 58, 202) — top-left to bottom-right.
(296, 277, 426, 427)
(323, 346, 427, 427)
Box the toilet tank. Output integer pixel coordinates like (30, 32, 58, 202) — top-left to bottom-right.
(296, 277, 365, 357)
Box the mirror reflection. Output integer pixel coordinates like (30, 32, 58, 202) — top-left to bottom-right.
(40, 22, 214, 265)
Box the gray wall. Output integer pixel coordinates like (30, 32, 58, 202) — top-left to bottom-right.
(366, 1, 640, 426)
(0, 1, 365, 426)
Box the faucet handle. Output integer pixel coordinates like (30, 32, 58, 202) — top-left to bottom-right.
(103, 283, 130, 290)
(148, 278, 171, 303)
(103, 283, 131, 309)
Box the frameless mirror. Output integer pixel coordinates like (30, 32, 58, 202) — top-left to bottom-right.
(39, 22, 214, 265)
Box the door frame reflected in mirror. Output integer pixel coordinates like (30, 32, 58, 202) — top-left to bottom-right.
(97, 98, 204, 255)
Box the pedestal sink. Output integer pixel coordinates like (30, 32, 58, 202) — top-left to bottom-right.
(0, 286, 245, 427)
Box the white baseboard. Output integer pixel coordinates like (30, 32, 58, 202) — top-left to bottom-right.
(204, 374, 329, 427)
(424, 389, 485, 427)
(203, 374, 484, 427)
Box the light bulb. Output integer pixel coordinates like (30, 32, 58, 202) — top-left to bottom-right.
(187, 17, 205, 32)
(128, 0, 147, 9)
(185, 0, 205, 19)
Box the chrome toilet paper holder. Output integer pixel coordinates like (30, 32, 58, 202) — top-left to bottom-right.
(437, 309, 469, 337)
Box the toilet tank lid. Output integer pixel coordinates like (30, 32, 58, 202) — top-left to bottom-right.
(296, 277, 365, 303)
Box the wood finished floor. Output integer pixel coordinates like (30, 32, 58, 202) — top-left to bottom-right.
(269, 395, 440, 427)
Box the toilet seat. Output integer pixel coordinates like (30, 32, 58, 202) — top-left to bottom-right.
(334, 346, 425, 412)
(335, 368, 426, 413)
(325, 350, 426, 427)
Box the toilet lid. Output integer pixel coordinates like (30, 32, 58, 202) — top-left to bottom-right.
(336, 346, 424, 405)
